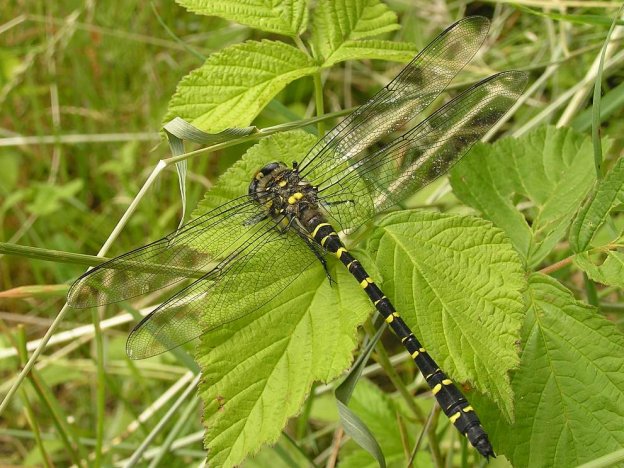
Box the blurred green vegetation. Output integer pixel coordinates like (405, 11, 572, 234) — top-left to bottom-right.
(1, 1, 624, 466)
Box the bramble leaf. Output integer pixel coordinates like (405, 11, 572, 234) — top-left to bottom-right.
(450, 126, 598, 268)
(574, 251, 624, 288)
(364, 210, 526, 420)
(164, 41, 318, 132)
(198, 261, 370, 467)
(485, 274, 624, 466)
(194, 131, 371, 467)
(311, 0, 401, 66)
(569, 156, 624, 287)
(175, 0, 309, 36)
(321, 39, 417, 68)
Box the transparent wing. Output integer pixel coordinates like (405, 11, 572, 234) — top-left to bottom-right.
(125, 220, 320, 359)
(67, 195, 265, 308)
(316, 71, 528, 230)
(296, 16, 490, 182)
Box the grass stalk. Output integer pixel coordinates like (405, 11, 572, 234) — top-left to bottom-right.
(91, 308, 106, 468)
(122, 373, 201, 466)
(313, 72, 326, 137)
(15, 326, 85, 467)
(13, 327, 53, 468)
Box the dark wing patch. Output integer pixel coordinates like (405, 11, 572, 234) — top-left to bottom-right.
(317, 71, 528, 230)
(67, 196, 263, 308)
(297, 17, 490, 184)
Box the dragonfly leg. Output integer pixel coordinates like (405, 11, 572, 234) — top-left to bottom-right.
(293, 227, 333, 284)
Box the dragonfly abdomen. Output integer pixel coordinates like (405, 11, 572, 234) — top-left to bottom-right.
(309, 220, 495, 459)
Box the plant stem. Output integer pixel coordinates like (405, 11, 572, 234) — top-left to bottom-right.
(0, 242, 109, 266)
(312, 72, 325, 137)
(165, 107, 353, 165)
(539, 243, 623, 275)
(539, 256, 574, 275)
(427, 406, 444, 468)
(92, 309, 106, 468)
(362, 322, 425, 423)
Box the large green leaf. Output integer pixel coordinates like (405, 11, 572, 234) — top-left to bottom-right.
(569, 156, 624, 287)
(193, 131, 371, 466)
(450, 126, 598, 268)
(164, 40, 318, 132)
(486, 274, 624, 466)
(176, 0, 309, 36)
(310, 0, 403, 66)
(198, 260, 370, 467)
(364, 210, 526, 420)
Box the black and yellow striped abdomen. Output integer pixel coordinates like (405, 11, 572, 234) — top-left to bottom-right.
(309, 221, 494, 459)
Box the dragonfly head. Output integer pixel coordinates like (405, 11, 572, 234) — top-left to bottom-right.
(248, 161, 289, 201)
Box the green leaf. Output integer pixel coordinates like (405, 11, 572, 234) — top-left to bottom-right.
(450, 126, 598, 268)
(487, 274, 624, 466)
(569, 156, 624, 287)
(570, 156, 624, 252)
(311, 0, 400, 66)
(243, 435, 312, 467)
(193, 131, 371, 467)
(365, 210, 526, 420)
(335, 324, 387, 468)
(175, 0, 309, 36)
(198, 262, 371, 466)
(574, 252, 624, 288)
(321, 40, 417, 68)
(340, 379, 431, 468)
(164, 40, 318, 132)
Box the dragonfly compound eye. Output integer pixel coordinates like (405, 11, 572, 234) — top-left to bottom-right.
(248, 162, 285, 199)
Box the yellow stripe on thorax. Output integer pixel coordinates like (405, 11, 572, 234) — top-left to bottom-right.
(287, 192, 304, 204)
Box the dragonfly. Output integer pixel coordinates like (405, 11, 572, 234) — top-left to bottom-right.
(68, 16, 527, 459)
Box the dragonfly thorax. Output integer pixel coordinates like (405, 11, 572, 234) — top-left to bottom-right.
(249, 161, 321, 224)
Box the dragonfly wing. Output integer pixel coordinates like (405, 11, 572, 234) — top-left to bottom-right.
(297, 16, 490, 182)
(125, 220, 320, 359)
(67, 196, 264, 308)
(318, 71, 528, 230)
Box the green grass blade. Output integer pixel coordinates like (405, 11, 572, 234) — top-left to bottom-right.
(334, 323, 387, 467)
(91, 309, 106, 468)
(592, 4, 624, 178)
(15, 327, 85, 467)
